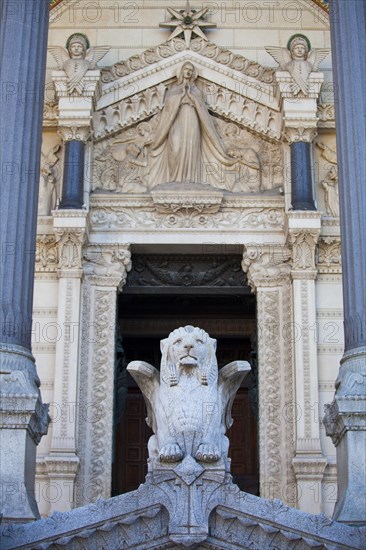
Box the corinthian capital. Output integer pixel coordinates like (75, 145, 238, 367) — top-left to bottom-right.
(83, 244, 132, 289)
(242, 244, 291, 291)
(58, 126, 91, 143)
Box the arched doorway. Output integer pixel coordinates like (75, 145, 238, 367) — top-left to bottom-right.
(112, 254, 258, 496)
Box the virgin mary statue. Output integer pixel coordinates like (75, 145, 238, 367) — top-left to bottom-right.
(149, 62, 236, 187)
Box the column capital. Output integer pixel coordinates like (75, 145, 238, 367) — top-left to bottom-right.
(83, 244, 132, 290)
(284, 127, 318, 144)
(58, 126, 91, 143)
(242, 244, 291, 292)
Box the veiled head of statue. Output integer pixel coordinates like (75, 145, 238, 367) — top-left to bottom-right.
(177, 62, 198, 84)
(160, 325, 217, 386)
(66, 33, 89, 56)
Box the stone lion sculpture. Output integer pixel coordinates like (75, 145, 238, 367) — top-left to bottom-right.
(127, 326, 250, 467)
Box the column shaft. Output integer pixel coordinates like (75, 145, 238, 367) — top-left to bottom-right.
(323, 0, 366, 526)
(0, 0, 49, 348)
(0, 0, 50, 523)
(329, 0, 366, 351)
(291, 142, 316, 211)
(60, 141, 85, 209)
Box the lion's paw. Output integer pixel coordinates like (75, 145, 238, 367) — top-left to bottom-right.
(159, 443, 183, 462)
(195, 443, 220, 462)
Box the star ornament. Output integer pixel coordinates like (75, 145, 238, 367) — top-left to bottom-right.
(159, 0, 216, 48)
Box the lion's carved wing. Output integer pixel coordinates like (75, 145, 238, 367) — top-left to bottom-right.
(127, 361, 160, 432)
(219, 361, 251, 431)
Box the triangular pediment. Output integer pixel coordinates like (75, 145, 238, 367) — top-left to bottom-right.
(95, 37, 282, 140)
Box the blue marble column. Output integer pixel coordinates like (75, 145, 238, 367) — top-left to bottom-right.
(291, 142, 316, 210)
(0, 0, 50, 522)
(323, 0, 366, 526)
(59, 140, 85, 209)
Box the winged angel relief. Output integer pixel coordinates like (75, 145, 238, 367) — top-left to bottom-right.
(127, 326, 250, 468)
(49, 33, 110, 94)
(266, 34, 329, 96)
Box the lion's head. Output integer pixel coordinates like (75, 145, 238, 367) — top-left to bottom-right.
(160, 325, 218, 387)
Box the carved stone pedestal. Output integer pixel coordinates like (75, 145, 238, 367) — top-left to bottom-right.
(0, 346, 49, 524)
(324, 347, 366, 525)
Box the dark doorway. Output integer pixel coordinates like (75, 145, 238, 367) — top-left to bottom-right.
(112, 255, 258, 496)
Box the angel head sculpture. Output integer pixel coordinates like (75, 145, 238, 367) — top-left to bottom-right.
(49, 33, 110, 95)
(265, 34, 329, 96)
(127, 326, 250, 470)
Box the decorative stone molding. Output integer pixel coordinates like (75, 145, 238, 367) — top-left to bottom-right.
(58, 126, 91, 143)
(151, 183, 223, 215)
(101, 37, 276, 86)
(90, 204, 285, 233)
(2, 480, 364, 549)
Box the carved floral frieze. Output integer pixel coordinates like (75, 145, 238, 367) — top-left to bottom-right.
(90, 205, 285, 232)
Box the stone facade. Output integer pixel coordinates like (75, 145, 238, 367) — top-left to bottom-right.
(30, 0, 345, 521)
